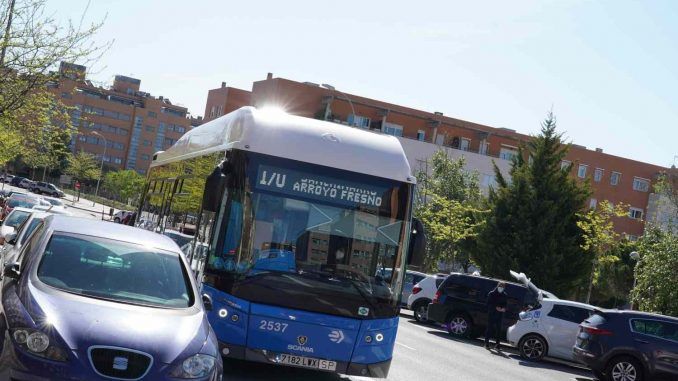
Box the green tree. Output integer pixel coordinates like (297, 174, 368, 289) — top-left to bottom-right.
(103, 170, 145, 204)
(632, 227, 678, 316)
(415, 151, 488, 272)
(475, 113, 591, 297)
(589, 239, 638, 308)
(66, 150, 99, 182)
(1, 0, 108, 115)
(577, 200, 630, 303)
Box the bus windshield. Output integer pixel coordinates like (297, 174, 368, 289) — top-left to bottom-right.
(204, 151, 411, 319)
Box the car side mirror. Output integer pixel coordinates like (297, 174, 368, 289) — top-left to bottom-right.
(407, 218, 426, 267)
(0, 227, 16, 245)
(3, 262, 20, 279)
(5, 232, 17, 245)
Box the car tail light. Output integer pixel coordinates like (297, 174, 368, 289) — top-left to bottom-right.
(583, 326, 613, 336)
(412, 286, 422, 295)
(432, 290, 442, 304)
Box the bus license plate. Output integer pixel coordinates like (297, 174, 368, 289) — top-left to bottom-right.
(279, 354, 337, 371)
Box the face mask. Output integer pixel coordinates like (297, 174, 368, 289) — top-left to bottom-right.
(497, 287, 505, 293)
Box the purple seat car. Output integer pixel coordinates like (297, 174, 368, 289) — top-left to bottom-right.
(0, 215, 223, 380)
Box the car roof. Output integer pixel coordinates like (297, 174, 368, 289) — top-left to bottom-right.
(542, 298, 597, 309)
(44, 215, 180, 253)
(448, 272, 526, 288)
(598, 309, 678, 322)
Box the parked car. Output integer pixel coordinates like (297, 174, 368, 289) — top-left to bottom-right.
(163, 229, 195, 248)
(0, 208, 33, 245)
(112, 210, 133, 223)
(507, 298, 596, 362)
(376, 268, 428, 307)
(0, 174, 14, 183)
(10, 176, 26, 187)
(0, 209, 49, 266)
(18, 178, 35, 189)
(30, 181, 65, 198)
(33, 197, 71, 216)
(0, 216, 223, 380)
(407, 273, 448, 322)
(1, 194, 44, 221)
(427, 273, 541, 339)
(574, 309, 678, 381)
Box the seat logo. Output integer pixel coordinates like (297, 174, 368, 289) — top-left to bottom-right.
(329, 330, 345, 344)
(321, 133, 341, 143)
(297, 336, 308, 346)
(112, 356, 129, 371)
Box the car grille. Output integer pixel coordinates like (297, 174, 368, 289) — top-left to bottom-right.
(89, 347, 153, 380)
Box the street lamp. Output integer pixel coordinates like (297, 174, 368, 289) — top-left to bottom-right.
(91, 131, 106, 207)
(321, 84, 356, 126)
(629, 251, 640, 310)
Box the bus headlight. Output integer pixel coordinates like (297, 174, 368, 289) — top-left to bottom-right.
(170, 354, 216, 379)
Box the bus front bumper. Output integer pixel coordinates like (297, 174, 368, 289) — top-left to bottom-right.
(218, 342, 391, 377)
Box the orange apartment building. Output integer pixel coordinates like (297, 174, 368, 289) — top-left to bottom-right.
(52, 62, 192, 174)
(203, 74, 669, 238)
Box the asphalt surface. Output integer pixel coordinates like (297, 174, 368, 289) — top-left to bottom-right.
(219, 310, 595, 381)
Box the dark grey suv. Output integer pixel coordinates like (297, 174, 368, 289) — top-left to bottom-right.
(574, 309, 678, 381)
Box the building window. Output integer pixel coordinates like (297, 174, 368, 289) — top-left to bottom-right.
(594, 168, 603, 182)
(148, 111, 157, 118)
(578, 164, 588, 178)
(141, 154, 150, 160)
(145, 125, 155, 132)
(143, 140, 151, 146)
(113, 157, 123, 165)
(626, 234, 639, 241)
(417, 130, 425, 141)
(61, 92, 72, 99)
(460, 138, 470, 151)
(629, 207, 644, 220)
(561, 160, 571, 170)
(499, 147, 518, 161)
(382, 122, 403, 137)
(479, 141, 489, 155)
(589, 198, 597, 209)
(347, 114, 371, 129)
(610, 171, 621, 186)
(632, 177, 650, 192)
(164, 138, 176, 146)
(435, 134, 445, 145)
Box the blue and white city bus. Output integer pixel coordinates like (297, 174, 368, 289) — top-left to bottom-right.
(137, 107, 425, 377)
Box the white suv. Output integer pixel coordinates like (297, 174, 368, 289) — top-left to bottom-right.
(406, 273, 448, 322)
(507, 298, 596, 362)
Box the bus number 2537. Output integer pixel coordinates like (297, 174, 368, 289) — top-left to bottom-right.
(259, 320, 289, 333)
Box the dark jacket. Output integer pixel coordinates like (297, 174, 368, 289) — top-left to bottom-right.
(486, 288, 508, 319)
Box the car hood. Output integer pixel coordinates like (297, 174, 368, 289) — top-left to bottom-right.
(25, 281, 209, 364)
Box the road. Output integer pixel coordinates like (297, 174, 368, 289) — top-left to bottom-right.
(220, 310, 594, 381)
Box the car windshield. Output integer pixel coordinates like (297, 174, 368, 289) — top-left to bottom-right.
(37, 233, 194, 308)
(7, 196, 40, 209)
(4, 210, 30, 228)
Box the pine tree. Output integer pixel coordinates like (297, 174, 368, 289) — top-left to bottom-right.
(475, 113, 591, 297)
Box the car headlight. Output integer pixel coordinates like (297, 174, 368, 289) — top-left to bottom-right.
(11, 328, 68, 362)
(519, 311, 533, 321)
(169, 354, 216, 379)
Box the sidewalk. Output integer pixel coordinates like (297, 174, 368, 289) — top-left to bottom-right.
(63, 193, 128, 220)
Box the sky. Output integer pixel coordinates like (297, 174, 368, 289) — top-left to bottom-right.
(48, 0, 678, 167)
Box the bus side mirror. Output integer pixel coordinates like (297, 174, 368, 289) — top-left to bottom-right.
(407, 218, 426, 267)
(202, 164, 228, 212)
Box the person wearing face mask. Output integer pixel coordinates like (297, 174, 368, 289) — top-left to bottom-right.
(485, 281, 508, 350)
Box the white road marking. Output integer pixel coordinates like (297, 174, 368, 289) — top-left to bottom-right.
(396, 342, 417, 351)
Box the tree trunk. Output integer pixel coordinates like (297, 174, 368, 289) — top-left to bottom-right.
(585, 261, 596, 304)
